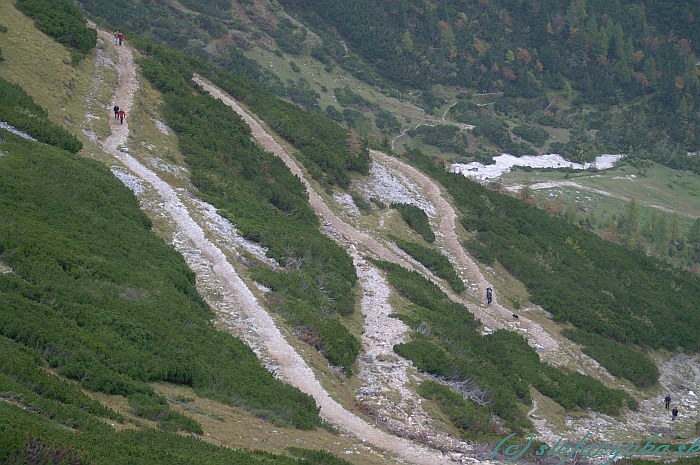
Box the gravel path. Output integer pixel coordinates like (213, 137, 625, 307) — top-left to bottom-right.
(371, 151, 560, 355)
(100, 31, 465, 465)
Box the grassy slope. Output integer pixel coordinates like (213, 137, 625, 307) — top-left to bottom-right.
(501, 163, 700, 221)
(0, 0, 115, 153)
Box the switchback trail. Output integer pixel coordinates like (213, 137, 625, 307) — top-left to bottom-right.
(192, 74, 629, 443)
(100, 30, 464, 465)
(370, 151, 560, 355)
(193, 76, 537, 348)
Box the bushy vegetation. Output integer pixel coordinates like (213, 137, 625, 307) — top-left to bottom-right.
(377, 260, 635, 434)
(512, 124, 548, 146)
(199, 62, 372, 189)
(16, 0, 96, 63)
(0, 402, 353, 465)
(334, 85, 373, 109)
(134, 40, 361, 374)
(393, 238, 464, 292)
(407, 124, 470, 156)
(564, 329, 659, 388)
(0, 77, 82, 153)
(403, 148, 700, 380)
(375, 109, 400, 133)
(0, 134, 322, 429)
(391, 202, 435, 243)
(417, 381, 495, 440)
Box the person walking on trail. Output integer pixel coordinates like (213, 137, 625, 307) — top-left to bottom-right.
(113, 105, 119, 120)
(118, 32, 124, 46)
(114, 32, 119, 45)
(118, 109, 126, 125)
(665, 395, 672, 410)
(672, 407, 678, 420)
(486, 287, 493, 305)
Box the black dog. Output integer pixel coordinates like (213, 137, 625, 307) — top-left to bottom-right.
(512, 314, 519, 319)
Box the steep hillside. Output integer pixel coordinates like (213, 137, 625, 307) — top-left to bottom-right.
(3, 0, 700, 463)
(279, 0, 699, 166)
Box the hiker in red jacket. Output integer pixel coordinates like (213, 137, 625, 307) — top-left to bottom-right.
(118, 109, 126, 125)
(118, 32, 124, 46)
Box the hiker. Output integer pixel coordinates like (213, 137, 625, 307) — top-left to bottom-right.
(486, 287, 493, 305)
(118, 32, 124, 46)
(672, 407, 678, 420)
(118, 109, 126, 125)
(114, 32, 119, 45)
(113, 105, 119, 120)
(664, 395, 672, 410)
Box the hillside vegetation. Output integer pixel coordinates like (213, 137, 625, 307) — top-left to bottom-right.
(0, 76, 82, 152)
(0, 129, 374, 462)
(403, 148, 700, 387)
(377, 260, 635, 436)
(0, 132, 322, 428)
(16, 0, 96, 63)
(74, 0, 699, 170)
(5, 0, 700, 458)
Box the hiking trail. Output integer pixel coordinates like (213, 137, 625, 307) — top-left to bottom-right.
(98, 29, 478, 465)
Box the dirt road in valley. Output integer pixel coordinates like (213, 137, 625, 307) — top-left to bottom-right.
(100, 30, 470, 465)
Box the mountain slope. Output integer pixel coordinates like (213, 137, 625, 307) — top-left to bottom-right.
(4, 0, 700, 462)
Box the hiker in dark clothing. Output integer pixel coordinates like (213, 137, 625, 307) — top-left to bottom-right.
(113, 105, 119, 120)
(486, 287, 493, 305)
(665, 395, 672, 410)
(672, 407, 678, 420)
(118, 109, 126, 125)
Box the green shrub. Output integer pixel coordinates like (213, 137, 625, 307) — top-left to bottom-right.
(393, 238, 464, 292)
(0, 77, 82, 152)
(391, 203, 435, 243)
(512, 124, 548, 146)
(564, 329, 659, 387)
(417, 381, 494, 440)
(16, 0, 96, 62)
